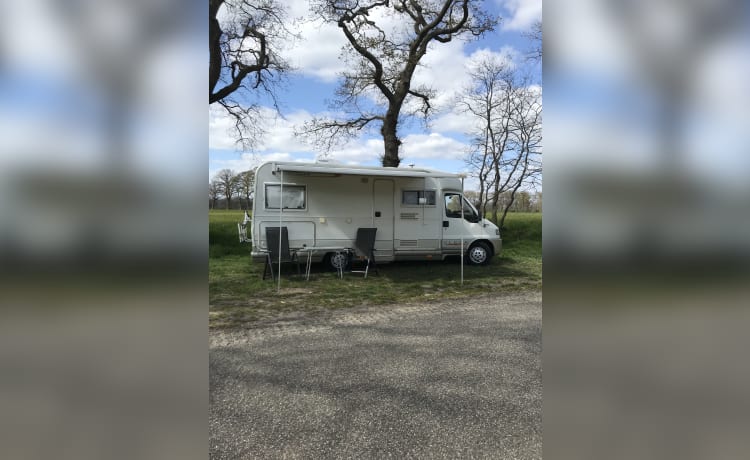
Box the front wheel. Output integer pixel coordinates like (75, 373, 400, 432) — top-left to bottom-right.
(467, 242, 492, 265)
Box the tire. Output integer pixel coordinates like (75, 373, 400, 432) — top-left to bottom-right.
(467, 241, 492, 265)
(325, 251, 350, 272)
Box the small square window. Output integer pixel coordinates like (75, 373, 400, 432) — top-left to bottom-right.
(402, 190, 435, 206)
(265, 184, 306, 209)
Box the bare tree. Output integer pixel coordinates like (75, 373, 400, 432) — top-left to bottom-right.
(459, 55, 542, 228)
(213, 169, 241, 209)
(498, 82, 542, 226)
(237, 169, 255, 209)
(532, 191, 542, 213)
(459, 56, 515, 220)
(209, 179, 222, 209)
(302, 0, 496, 167)
(209, 0, 293, 149)
(523, 20, 542, 63)
(463, 190, 482, 209)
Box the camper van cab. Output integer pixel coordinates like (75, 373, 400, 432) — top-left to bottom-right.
(251, 161, 501, 269)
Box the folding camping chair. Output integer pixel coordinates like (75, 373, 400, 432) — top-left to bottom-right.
(349, 227, 378, 278)
(262, 227, 300, 280)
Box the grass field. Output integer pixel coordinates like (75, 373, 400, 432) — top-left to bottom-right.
(209, 209, 541, 328)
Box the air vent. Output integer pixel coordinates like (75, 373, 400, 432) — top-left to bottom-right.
(400, 212, 419, 220)
(399, 239, 418, 247)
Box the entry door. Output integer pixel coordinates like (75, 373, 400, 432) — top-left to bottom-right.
(373, 179, 394, 257)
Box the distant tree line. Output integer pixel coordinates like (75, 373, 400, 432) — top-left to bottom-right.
(209, 169, 254, 210)
(465, 190, 542, 216)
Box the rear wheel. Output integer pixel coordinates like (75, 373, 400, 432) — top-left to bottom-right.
(325, 251, 350, 272)
(467, 241, 492, 265)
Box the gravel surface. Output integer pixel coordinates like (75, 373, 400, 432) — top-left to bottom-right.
(210, 290, 542, 459)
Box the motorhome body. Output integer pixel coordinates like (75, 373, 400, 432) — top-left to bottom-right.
(250, 161, 501, 269)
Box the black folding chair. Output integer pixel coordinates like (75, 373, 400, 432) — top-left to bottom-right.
(350, 227, 378, 278)
(262, 227, 300, 280)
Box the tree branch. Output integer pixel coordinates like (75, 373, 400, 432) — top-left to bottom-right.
(336, 2, 394, 102)
(407, 89, 432, 116)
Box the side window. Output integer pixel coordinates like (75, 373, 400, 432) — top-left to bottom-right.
(445, 193, 463, 218)
(402, 190, 436, 206)
(265, 184, 306, 209)
(423, 190, 436, 205)
(444, 193, 480, 222)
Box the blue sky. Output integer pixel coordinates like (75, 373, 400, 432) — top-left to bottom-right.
(209, 0, 542, 189)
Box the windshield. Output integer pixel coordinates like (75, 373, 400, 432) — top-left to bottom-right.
(462, 197, 480, 217)
(445, 193, 480, 222)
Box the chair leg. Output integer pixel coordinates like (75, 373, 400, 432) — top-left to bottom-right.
(263, 255, 275, 281)
(369, 252, 378, 276)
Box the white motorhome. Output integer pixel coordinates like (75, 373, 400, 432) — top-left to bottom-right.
(250, 161, 501, 269)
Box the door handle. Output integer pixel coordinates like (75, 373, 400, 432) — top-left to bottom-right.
(443, 221, 449, 228)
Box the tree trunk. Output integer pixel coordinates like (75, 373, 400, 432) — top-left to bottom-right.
(381, 114, 401, 167)
(209, 0, 224, 98)
(491, 184, 500, 225)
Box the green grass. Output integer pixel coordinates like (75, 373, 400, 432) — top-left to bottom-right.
(209, 209, 541, 329)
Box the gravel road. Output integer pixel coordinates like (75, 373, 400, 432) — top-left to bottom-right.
(210, 290, 541, 459)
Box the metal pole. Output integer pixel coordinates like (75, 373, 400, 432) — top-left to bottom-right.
(278, 169, 283, 292)
(460, 176, 464, 285)
(422, 177, 427, 227)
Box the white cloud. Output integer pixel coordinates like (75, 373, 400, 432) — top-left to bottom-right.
(209, 105, 322, 179)
(430, 111, 478, 134)
(318, 132, 469, 166)
(498, 0, 542, 31)
(208, 105, 242, 151)
(412, 44, 519, 111)
(412, 40, 472, 109)
(209, 152, 323, 180)
(210, 126, 470, 174)
(282, 19, 348, 82)
(466, 47, 519, 70)
(400, 133, 468, 161)
(283, 0, 522, 90)
(257, 110, 317, 153)
(326, 139, 383, 165)
(209, 106, 316, 153)
(412, 46, 518, 135)
(210, 152, 281, 175)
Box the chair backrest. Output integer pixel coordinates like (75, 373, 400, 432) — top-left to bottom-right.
(354, 227, 377, 257)
(266, 227, 293, 261)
